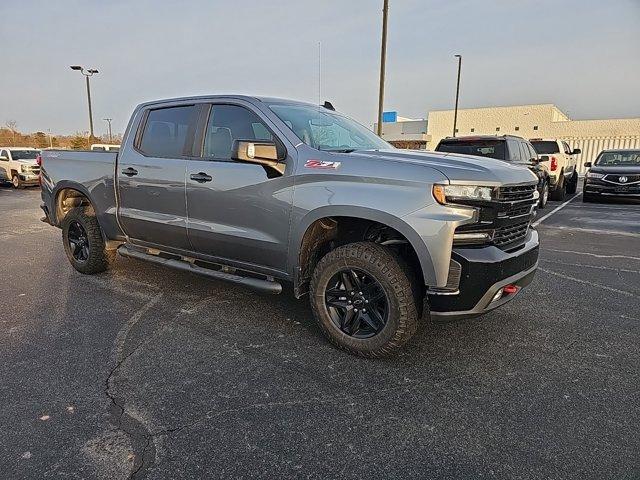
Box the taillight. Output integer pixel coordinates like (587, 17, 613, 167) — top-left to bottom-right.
(36, 154, 42, 186)
(550, 156, 558, 171)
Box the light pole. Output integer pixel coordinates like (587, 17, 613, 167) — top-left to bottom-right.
(376, 0, 389, 137)
(452, 54, 462, 137)
(70, 65, 99, 139)
(103, 118, 113, 143)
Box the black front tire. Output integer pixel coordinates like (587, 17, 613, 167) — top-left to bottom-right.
(11, 175, 22, 189)
(61, 207, 115, 274)
(582, 193, 597, 203)
(310, 242, 419, 357)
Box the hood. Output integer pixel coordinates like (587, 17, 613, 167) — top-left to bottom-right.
(351, 149, 538, 186)
(589, 165, 640, 174)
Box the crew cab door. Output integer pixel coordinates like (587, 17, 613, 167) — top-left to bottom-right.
(117, 104, 200, 251)
(184, 102, 293, 274)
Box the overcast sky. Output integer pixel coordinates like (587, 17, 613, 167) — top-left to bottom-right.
(1, 0, 639, 136)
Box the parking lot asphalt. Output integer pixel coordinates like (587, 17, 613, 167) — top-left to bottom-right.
(1, 185, 638, 480)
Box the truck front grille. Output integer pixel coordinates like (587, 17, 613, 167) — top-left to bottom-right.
(496, 184, 537, 201)
(493, 221, 531, 248)
(453, 183, 537, 251)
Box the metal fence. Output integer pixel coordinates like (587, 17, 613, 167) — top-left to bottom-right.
(565, 136, 640, 174)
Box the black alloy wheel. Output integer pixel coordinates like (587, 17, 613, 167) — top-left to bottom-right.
(324, 268, 389, 339)
(67, 220, 90, 262)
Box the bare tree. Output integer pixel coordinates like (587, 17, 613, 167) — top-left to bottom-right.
(5, 120, 17, 146)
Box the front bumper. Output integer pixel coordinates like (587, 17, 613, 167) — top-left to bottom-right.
(19, 173, 40, 185)
(584, 179, 640, 198)
(429, 229, 539, 321)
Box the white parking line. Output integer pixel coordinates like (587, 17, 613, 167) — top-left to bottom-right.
(547, 249, 640, 262)
(542, 225, 640, 238)
(539, 267, 636, 298)
(532, 193, 582, 227)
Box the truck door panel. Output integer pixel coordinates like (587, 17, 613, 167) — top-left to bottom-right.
(117, 105, 199, 250)
(185, 103, 293, 272)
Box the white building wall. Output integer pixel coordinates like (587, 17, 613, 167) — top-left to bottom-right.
(424, 104, 640, 174)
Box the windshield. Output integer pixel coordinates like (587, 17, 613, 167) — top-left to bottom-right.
(269, 104, 391, 152)
(595, 151, 640, 166)
(436, 140, 506, 160)
(9, 150, 38, 160)
(530, 141, 559, 155)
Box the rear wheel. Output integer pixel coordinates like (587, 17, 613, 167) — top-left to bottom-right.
(61, 207, 115, 274)
(11, 175, 22, 189)
(310, 242, 419, 357)
(566, 172, 578, 194)
(550, 176, 566, 201)
(538, 181, 549, 209)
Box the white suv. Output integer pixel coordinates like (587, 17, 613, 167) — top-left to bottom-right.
(0, 147, 40, 188)
(530, 139, 580, 200)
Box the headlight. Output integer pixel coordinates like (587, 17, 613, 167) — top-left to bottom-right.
(432, 184, 494, 204)
(586, 172, 604, 179)
(21, 165, 28, 173)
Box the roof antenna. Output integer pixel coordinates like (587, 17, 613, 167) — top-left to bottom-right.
(323, 101, 335, 111)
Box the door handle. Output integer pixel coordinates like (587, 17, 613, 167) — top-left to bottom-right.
(190, 172, 213, 183)
(122, 167, 138, 177)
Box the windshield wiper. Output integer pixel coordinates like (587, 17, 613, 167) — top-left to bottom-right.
(319, 148, 358, 153)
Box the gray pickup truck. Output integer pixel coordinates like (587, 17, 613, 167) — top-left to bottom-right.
(41, 95, 540, 357)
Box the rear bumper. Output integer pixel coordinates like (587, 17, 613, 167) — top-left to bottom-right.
(428, 230, 539, 321)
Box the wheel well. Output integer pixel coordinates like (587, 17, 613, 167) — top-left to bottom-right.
(55, 188, 93, 224)
(296, 216, 424, 298)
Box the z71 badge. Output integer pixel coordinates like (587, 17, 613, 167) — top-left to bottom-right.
(305, 160, 341, 170)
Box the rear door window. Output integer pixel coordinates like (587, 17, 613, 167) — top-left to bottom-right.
(139, 105, 199, 158)
(530, 141, 560, 155)
(436, 140, 506, 160)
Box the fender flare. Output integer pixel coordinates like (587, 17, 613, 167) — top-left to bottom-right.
(290, 205, 437, 286)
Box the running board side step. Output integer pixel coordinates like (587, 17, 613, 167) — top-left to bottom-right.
(117, 245, 282, 294)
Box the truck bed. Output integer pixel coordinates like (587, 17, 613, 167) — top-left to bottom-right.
(40, 150, 122, 240)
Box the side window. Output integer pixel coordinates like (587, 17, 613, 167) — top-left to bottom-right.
(506, 139, 521, 161)
(563, 141, 572, 155)
(519, 142, 530, 161)
(0, 150, 6, 159)
(139, 105, 199, 158)
(203, 105, 273, 160)
(526, 143, 537, 160)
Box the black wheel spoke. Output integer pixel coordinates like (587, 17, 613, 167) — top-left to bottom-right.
(361, 309, 384, 332)
(67, 221, 89, 262)
(325, 267, 388, 339)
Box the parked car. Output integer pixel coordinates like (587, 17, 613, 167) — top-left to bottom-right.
(0, 147, 41, 188)
(90, 144, 120, 152)
(583, 149, 640, 202)
(435, 135, 550, 208)
(40, 95, 540, 357)
(529, 139, 580, 200)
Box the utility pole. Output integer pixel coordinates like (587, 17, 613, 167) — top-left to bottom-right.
(70, 66, 99, 139)
(453, 54, 462, 137)
(318, 41, 322, 104)
(103, 118, 113, 143)
(47, 128, 53, 148)
(376, 0, 389, 137)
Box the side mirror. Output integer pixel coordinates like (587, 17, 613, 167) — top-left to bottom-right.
(572, 148, 581, 155)
(584, 162, 592, 168)
(538, 155, 549, 162)
(232, 140, 286, 174)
